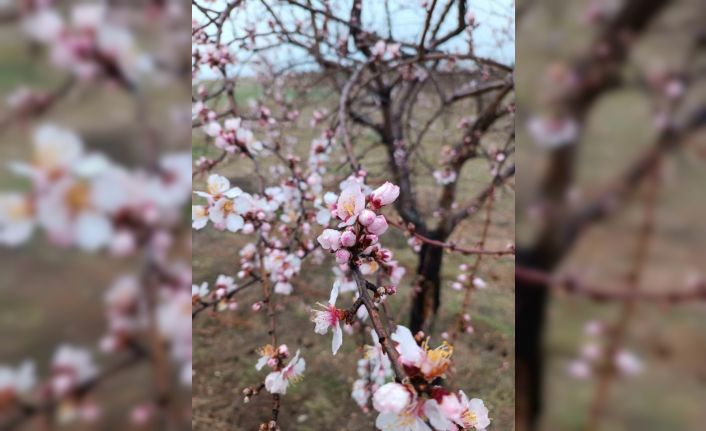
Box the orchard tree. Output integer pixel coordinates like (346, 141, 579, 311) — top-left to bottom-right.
(193, 0, 514, 429)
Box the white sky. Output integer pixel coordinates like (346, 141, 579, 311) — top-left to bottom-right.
(195, 0, 514, 77)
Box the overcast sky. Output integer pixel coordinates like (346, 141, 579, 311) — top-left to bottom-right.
(195, 0, 514, 77)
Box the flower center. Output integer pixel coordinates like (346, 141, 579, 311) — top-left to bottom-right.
(8, 200, 31, 221)
(342, 199, 355, 217)
(65, 183, 91, 213)
(461, 409, 477, 426)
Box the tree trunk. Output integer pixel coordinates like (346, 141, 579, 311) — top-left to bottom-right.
(409, 241, 444, 335)
(515, 249, 551, 431)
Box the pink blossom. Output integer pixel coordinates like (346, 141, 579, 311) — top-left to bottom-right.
(424, 391, 490, 430)
(336, 183, 365, 224)
(311, 282, 344, 355)
(264, 350, 305, 394)
(370, 182, 400, 209)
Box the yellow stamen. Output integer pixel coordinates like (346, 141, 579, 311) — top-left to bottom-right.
(462, 409, 477, 426)
(65, 183, 90, 212)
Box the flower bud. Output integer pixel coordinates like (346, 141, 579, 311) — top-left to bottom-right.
(317, 229, 341, 251)
(335, 249, 351, 264)
(358, 209, 376, 226)
(340, 230, 357, 247)
(472, 277, 487, 289)
(370, 182, 400, 208)
(367, 215, 388, 235)
(372, 382, 411, 414)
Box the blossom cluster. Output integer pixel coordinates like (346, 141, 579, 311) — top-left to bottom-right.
(316, 179, 404, 287)
(0, 344, 99, 424)
(567, 320, 643, 380)
(192, 274, 239, 311)
(369, 326, 491, 430)
(312, 180, 405, 354)
(21, 3, 145, 84)
(351, 330, 394, 412)
(0, 124, 191, 252)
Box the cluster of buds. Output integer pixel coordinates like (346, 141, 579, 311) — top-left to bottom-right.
(191, 274, 239, 311)
(316, 180, 404, 289)
(567, 320, 643, 380)
(193, 44, 234, 69)
(451, 264, 488, 292)
(368, 325, 491, 430)
(202, 118, 263, 156)
(372, 40, 402, 61)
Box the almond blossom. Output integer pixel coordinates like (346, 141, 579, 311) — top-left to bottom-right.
(311, 281, 344, 354)
(375, 398, 431, 431)
(0, 193, 35, 246)
(50, 345, 99, 397)
(194, 174, 242, 203)
(192, 205, 209, 229)
(424, 390, 491, 430)
(335, 183, 366, 224)
(0, 361, 36, 400)
(264, 350, 306, 395)
(255, 344, 289, 371)
(392, 325, 453, 380)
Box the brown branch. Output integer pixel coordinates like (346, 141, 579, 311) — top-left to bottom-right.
(351, 267, 406, 382)
(516, 266, 706, 304)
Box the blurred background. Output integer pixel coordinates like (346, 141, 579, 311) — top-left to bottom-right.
(192, 0, 515, 430)
(516, 0, 706, 430)
(0, 1, 191, 430)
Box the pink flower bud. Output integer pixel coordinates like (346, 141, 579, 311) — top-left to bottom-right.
(242, 223, 255, 234)
(358, 209, 376, 226)
(252, 302, 262, 312)
(317, 229, 341, 251)
(370, 182, 400, 208)
(367, 215, 388, 235)
(340, 230, 356, 247)
(335, 249, 351, 264)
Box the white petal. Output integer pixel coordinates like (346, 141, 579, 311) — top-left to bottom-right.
(226, 214, 244, 232)
(329, 280, 340, 305)
(75, 212, 113, 251)
(331, 323, 343, 355)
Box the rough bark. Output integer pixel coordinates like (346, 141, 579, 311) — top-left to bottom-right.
(410, 240, 444, 335)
